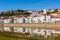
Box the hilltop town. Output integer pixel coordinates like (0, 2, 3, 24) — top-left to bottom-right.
(0, 9, 60, 37)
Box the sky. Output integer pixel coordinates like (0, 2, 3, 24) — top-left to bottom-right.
(0, 0, 60, 12)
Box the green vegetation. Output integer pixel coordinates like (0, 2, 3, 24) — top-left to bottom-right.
(0, 10, 31, 16)
(0, 32, 60, 40)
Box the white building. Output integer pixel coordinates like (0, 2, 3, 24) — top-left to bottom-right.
(32, 17, 39, 23)
(4, 18, 12, 23)
(46, 15, 51, 23)
(39, 15, 45, 23)
(17, 17, 23, 23)
(24, 17, 29, 23)
(14, 17, 18, 23)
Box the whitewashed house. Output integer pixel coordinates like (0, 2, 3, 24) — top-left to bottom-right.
(17, 17, 23, 23)
(32, 17, 39, 23)
(24, 17, 29, 23)
(46, 15, 51, 23)
(40, 15, 45, 23)
(14, 17, 18, 23)
(55, 14, 60, 23)
(4, 17, 12, 23)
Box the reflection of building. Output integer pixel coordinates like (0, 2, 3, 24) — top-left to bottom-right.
(3, 27, 11, 32)
(11, 27, 60, 36)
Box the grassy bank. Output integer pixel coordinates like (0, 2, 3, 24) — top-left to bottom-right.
(0, 32, 60, 40)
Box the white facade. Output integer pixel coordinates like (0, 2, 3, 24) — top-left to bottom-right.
(55, 18, 60, 21)
(50, 18, 55, 23)
(17, 17, 23, 23)
(4, 18, 12, 23)
(14, 17, 23, 23)
(40, 15, 45, 23)
(14, 17, 18, 23)
(25, 18, 28, 23)
(51, 13, 57, 16)
(32, 17, 39, 23)
(46, 16, 51, 23)
(32, 15, 45, 23)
